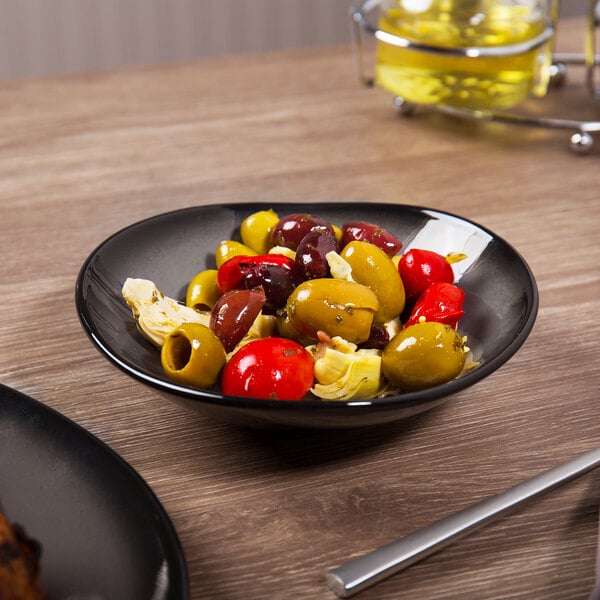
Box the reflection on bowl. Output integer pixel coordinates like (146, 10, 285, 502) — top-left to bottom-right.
(75, 202, 538, 429)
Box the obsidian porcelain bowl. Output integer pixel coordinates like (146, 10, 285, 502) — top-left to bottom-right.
(75, 202, 538, 429)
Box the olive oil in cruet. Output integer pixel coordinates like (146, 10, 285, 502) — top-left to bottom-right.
(375, 0, 556, 110)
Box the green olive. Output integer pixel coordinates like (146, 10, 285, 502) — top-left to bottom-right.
(161, 322, 226, 388)
(382, 322, 466, 391)
(215, 240, 257, 267)
(186, 269, 221, 311)
(340, 241, 405, 322)
(286, 278, 379, 343)
(240, 209, 280, 254)
(275, 310, 314, 346)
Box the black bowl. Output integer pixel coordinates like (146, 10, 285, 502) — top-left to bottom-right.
(75, 202, 538, 429)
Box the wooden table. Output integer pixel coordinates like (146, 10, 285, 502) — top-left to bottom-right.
(1, 15, 598, 600)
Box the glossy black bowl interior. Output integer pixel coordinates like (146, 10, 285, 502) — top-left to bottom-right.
(76, 203, 538, 429)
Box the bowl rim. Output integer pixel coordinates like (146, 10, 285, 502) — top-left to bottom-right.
(75, 201, 539, 414)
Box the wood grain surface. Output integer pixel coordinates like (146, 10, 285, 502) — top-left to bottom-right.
(0, 16, 598, 600)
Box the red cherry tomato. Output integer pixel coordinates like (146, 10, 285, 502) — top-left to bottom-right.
(398, 249, 455, 300)
(404, 282, 465, 329)
(221, 337, 314, 400)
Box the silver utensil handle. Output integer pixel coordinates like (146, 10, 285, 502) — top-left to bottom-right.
(327, 446, 600, 598)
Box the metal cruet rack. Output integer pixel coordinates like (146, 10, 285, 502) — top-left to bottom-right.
(351, 0, 600, 154)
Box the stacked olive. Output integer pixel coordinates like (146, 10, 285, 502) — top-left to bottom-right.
(168, 209, 468, 398)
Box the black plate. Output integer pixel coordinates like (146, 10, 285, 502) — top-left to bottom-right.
(76, 202, 538, 428)
(0, 384, 189, 599)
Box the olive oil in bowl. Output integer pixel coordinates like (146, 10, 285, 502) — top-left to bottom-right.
(375, 0, 555, 110)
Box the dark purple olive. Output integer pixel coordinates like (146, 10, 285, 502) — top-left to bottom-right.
(243, 263, 302, 313)
(295, 229, 339, 279)
(210, 288, 266, 352)
(271, 214, 335, 251)
(341, 221, 402, 257)
(358, 323, 390, 351)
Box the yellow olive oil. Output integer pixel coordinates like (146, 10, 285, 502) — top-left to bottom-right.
(375, 1, 552, 110)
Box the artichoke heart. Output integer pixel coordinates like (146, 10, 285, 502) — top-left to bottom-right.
(268, 245, 296, 260)
(326, 251, 354, 281)
(310, 336, 384, 401)
(227, 314, 277, 358)
(122, 277, 210, 347)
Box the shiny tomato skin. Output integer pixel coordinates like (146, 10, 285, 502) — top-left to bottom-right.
(404, 282, 465, 329)
(398, 249, 454, 300)
(221, 337, 314, 400)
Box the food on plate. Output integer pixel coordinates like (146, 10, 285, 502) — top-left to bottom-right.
(339, 240, 406, 322)
(239, 208, 280, 254)
(216, 254, 303, 313)
(210, 288, 267, 352)
(0, 504, 46, 600)
(404, 281, 465, 329)
(340, 220, 403, 256)
(221, 337, 314, 400)
(270, 213, 336, 251)
(122, 209, 474, 401)
(215, 240, 257, 267)
(398, 248, 466, 301)
(122, 278, 209, 346)
(161, 322, 227, 388)
(185, 269, 221, 311)
(382, 321, 468, 391)
(286, 278, 379, 344)
(295, 229, 339, 280)
(310, 336, 385, 400)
